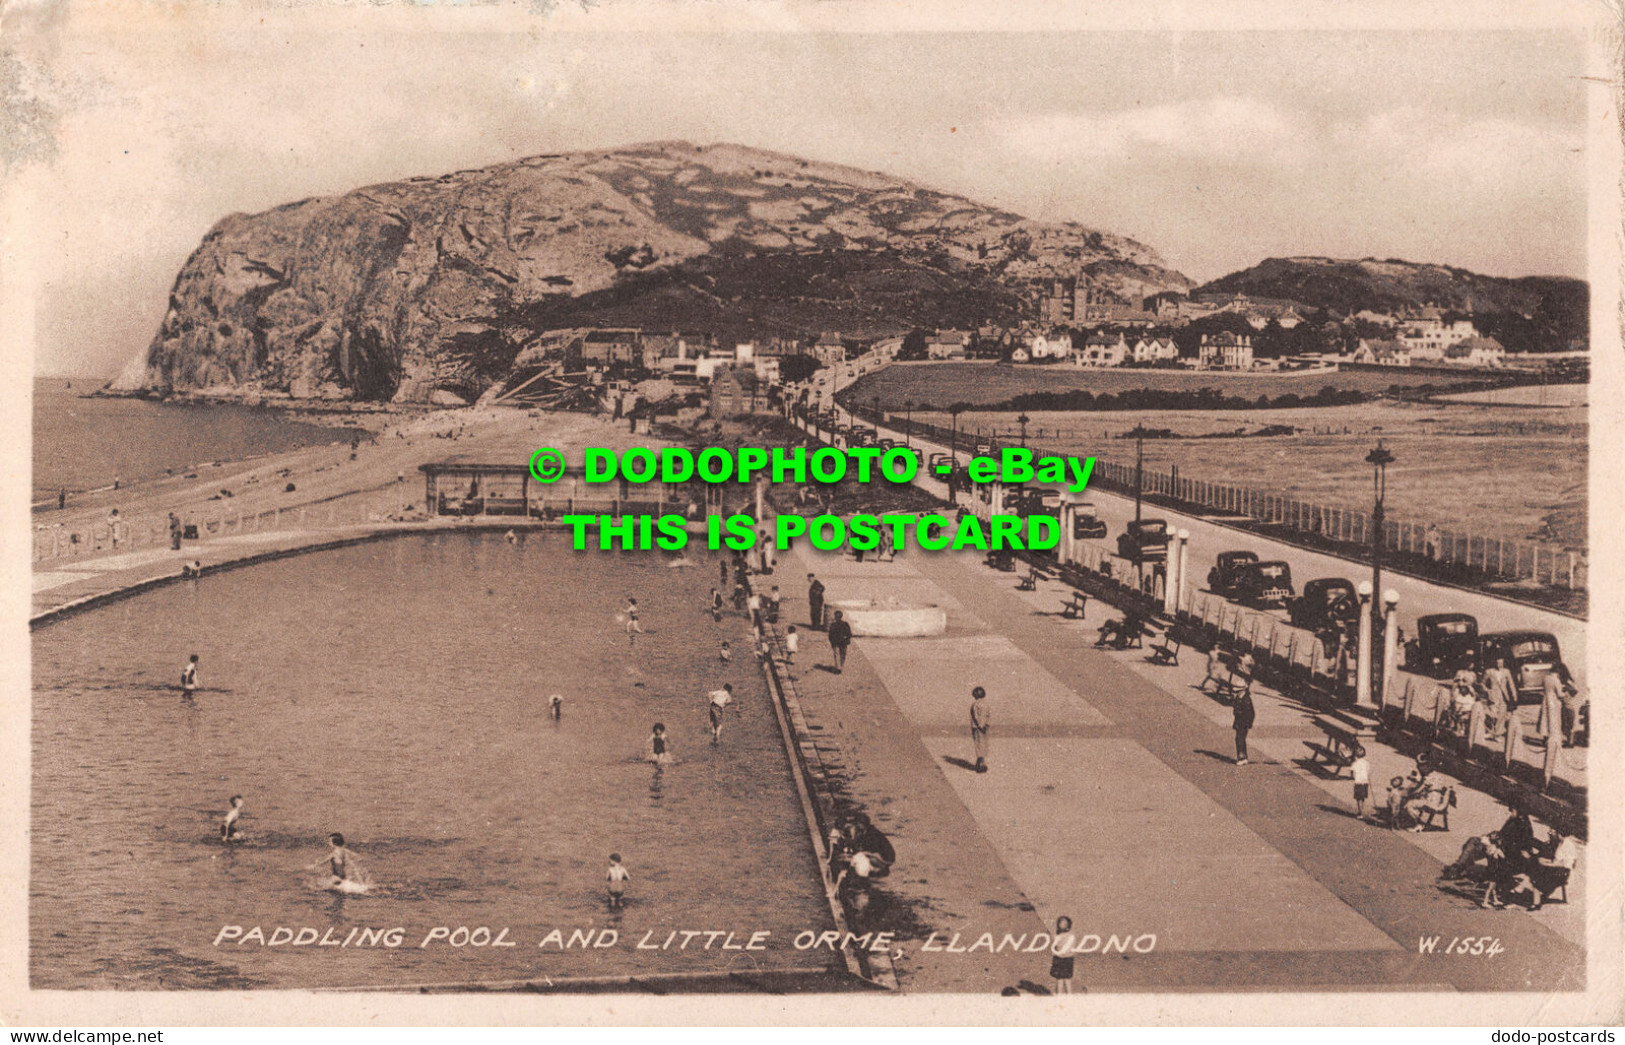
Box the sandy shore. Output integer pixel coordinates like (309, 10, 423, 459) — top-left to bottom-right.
(31, 405, 660, 555)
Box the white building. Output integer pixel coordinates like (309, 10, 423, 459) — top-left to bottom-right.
(1198, 332, 1254, 370)
(1131, 336, 1180, 364)
(1353, 338, 1411, 366)
(1075, 332, 1128, 367)
(1026, 331, 1073, 361)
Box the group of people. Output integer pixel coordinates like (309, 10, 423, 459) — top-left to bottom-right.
(1439, 657, 1583, 749)
(1439, 811, 1579, 911)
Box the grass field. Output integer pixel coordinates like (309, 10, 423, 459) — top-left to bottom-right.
(845, 362, 1501, 410)
(907, 397, 1586, 551)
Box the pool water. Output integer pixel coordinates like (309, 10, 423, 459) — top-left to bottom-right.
(32, 533, 834, 989)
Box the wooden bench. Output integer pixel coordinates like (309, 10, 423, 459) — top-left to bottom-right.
(1060, 591, 1088, 619)
(1148, 634, 1181, 666)
(1303, 715, 1378, 778)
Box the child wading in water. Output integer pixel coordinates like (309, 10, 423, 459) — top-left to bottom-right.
(306, 833, 357, 888)
(220, 795, 245, 841)
(606, 854, 631, 910)
(624, 598, 643, 646)
(646, 723, 672, 765)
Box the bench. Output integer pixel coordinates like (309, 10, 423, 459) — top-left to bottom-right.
(1303, 715, 1378, 779)
(1060, 591, 1088, 619)
(1410, 786, 1457, 831)
(1149, 634, 1181, 666)
(1017, 568, 1041, 591)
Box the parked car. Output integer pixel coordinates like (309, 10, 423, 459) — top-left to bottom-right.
(928, 453, 950, 473)
(1233, 560, 1295, 606)
(1287, 578, 1360, 633)
(1072, 502, 1107, 539)
(1477, 630, 1562, 703)
(1116, 518, 1169, 563)
(1207, 550, 1260, 596)
(1403, 613, 1479, 678)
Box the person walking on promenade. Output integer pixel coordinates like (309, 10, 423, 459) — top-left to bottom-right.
(1231, 651, 1255, 698)
(1350, 746, 1372, 821)
(1230, 687, 1255, 765)
(970, 686, 991, 773)
(1199, 645, 1227, 694)
(827, 611, 853, 674)
(785, 626, 799, 666)
(1482, 658, 1516, 739)
(1538, 666, 1566, 747)
(807, 573, 826, 630)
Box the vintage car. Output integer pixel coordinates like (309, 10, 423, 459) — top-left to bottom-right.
(1234, 560, 1295, 606)
(1207, 550, 1260, 596)
(1116, 518, 1170, 563)
(1402, 612, 1479, 678)
(928, 453, 950, 473)
(1072, 502, 1108, 540)
(1287, 578, 1360, 633)
(1477, 630, 1563, 703)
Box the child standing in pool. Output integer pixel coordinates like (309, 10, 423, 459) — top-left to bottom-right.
(625, 597, 643, 646)
(606, 853, 631, 911)
(306, 833, 356, 887)
(181, 654, 199, 696)
(646, 723, 672, 765)
(220, 795, 245, 841)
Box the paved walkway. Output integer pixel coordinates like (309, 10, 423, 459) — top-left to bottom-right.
(779, 538, 1585, 993)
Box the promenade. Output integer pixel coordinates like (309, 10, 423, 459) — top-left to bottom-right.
(777, 539, 1586, 993)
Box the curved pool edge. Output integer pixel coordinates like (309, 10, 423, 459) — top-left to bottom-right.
(29, 520, 567, 631)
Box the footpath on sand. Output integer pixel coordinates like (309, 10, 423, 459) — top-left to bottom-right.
(773, 539, 1584, 993)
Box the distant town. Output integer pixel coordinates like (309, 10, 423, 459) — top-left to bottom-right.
(496, 275, 1587, 423)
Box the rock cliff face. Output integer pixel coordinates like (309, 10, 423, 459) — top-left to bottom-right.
(119, 141, 1191, 402)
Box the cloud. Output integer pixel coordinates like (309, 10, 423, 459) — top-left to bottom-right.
(998, 96, 1301, 165)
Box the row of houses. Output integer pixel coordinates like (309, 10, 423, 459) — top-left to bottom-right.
(923, 327, 1257, 370)
(1351, 334, 1507, 368)
(568, 330, 850, 371)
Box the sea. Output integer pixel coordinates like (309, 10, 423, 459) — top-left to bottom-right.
(32, 378, 370, 502)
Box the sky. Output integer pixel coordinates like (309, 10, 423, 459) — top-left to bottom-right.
(1, 4, 1600, 377)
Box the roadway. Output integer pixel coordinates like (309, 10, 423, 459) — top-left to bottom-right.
(795, 390, 1586, 691)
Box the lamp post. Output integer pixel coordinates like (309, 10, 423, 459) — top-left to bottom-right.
(904, 400, 914, 450)
(1018, 413, 1031, 448)
(1365, 442, 1394, 705)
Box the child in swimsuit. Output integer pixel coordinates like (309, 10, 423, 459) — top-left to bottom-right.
(646, 723, 672, 765)
(181, 654, 199, 696)
(220, 795, 245, 841)
(606, 854, 631, 910)
(625, 598, 643, 645)
(306, 833, 355, 886)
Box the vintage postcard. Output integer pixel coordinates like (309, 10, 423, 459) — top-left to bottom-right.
(2, 0, 1620, 1027)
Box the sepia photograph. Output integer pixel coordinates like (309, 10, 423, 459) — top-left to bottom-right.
(3, 0, 1620, 1027)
